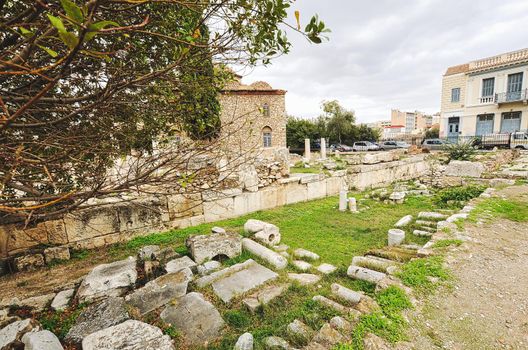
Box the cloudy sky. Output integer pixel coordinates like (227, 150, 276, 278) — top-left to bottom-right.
(238, 0, 528, 123)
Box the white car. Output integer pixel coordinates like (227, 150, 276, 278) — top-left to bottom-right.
(352, 141, 380, 152)
(511, 131, 528, 150)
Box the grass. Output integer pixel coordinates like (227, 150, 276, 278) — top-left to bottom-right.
(108, 194, 435, 266)
(469, 198, 528, 223)
(38, 304, 86, 339)
(290, 166, 322, 174)
(397, 256, 451, 293)
(432, 239, 463, 249)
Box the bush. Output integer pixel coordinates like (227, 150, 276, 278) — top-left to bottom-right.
(443, 139, 476, 161)
(434, 185, 485, 208)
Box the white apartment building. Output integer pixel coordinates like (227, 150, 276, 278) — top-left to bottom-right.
(440, 48, 528, 137)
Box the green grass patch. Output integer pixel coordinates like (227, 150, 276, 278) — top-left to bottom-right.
(432, 239, 463, 249)
(38, 305, 85, 339)
(469, 198, 528, 223)
(397, 256, 451, 293)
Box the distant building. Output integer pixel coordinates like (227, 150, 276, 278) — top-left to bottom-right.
(382, 125, 406, 139)
(391, 109, 432, 133)
(440, 48, 528, 137)
(367, 120, 392, 129)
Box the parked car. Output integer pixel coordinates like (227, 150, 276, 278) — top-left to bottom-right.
(330, 144, 353, 152)
(511, 131, 528, 150)
(421, 138, 450, 150)
(352, 141, 380, 152)
(379, 141, 411, 150)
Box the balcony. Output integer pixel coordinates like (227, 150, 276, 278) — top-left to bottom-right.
(495, 89, 528, 104)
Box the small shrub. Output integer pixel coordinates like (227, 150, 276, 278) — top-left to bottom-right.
(443, 139, 476, 161)
(434, 185, 485, 208)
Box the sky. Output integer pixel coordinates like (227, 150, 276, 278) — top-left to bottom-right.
(236, 0, 528, 124)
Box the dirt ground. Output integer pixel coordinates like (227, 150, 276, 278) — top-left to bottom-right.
(407, 185, 528, 350)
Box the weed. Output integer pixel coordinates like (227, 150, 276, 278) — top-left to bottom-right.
(224, 309, 252, 329)
(70, 249, 90, 260)
(432, 239, 463, 249)
(434, 185, 485, 208)
(397, 256, 451, 292)
(38, 305, 85, 339)
(375, 286, 413, 317)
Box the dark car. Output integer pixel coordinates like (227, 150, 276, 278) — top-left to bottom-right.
(379, 141, 411, 150)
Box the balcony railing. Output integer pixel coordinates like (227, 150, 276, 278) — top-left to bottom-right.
(479, 96, 495, 104)
(495, 89, 528, 104)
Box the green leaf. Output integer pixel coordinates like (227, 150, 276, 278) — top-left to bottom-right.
(20, 27, 33, 36)
(60, 0, 84, 23)
(47, 14, 67, 33)
(37, 44, 58, 57)
(59, 31, 79, 49)
(85, 21, 119, 41)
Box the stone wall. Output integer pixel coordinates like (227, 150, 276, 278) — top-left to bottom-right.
(347, 155, 430, 190)
(0, 153, 430, 271)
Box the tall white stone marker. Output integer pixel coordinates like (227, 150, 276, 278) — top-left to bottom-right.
(320, 138, 327, 160)
(339, 190, 348, 211)
(304, 139, 311, 162)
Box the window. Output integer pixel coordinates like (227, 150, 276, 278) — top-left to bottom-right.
(262, 103, 270, 117)
(482, 78, 495, 97)
(476, 114, 494, 136)
(507, 73, 523, 93)
(262, 126, 272, 147)
(500, 112, 522, 133)
(451, 88, 461, 103)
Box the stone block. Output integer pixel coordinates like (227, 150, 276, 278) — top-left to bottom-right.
(326, 176, 346, 196)
(394, 215, 413, 227)
(211, 262, 278, 303)
(284, 183, 308, 205)
(82, 320, 174, 350)
(234, 192, 262, 216)
(195, 259, 255, 288)
(317, 263, 337, 274)
(116, 198, 166, 233)
(165, 256, 197, 274)
(307, 180, 327, 200)
(160, 292, 224, 347)
(14, 254, 45, 272)
(44, 246, 70, 264)
(260, 187, 280, 210)
(0, 319, 41, 349)
(235, 332, 254, 350)
(287, 273, 321, 285)
(22, 330, 63, 350)
(293, 248, 320, 261)
(203, 197, 235, 223)
(125, 268, 192, 315)
(66, 297, 130, 344)
(445, 160, 485, 178)
(242, 284, 289, 313)
(64, 206, 120, 243)
(186, 232, 241, 264)
(51, 289, 74, 311)
(5, 223, 48, 255)
(76, 257, 137, 303)
(331, 283, 361, 304)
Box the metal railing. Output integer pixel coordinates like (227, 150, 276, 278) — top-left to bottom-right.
(495, 89, 528, 104)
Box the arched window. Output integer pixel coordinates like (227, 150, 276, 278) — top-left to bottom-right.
(262, 126, 272, 147)
(262, 103, 270, 117)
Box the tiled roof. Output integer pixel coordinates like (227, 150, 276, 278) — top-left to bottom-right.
(444, 64, 470, 76)
(445, 48, 528, 76)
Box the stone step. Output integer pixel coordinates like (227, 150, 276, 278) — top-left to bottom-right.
(312, 295, 349, 314)
(418, 212, 448, 220)
(417, 226, 436, 233)
(347, 265, 386, 284)
(413, 230, 434, 237)
(352, 255, 400, 273)
(316, 263, 337, 275)
(367, 247, 418, 262)
(286, 319, 314, 344)
(415, 220, 437, 227)
(242, 284, 290, 313)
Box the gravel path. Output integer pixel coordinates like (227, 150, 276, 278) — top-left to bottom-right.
(407, 185, 528, 350)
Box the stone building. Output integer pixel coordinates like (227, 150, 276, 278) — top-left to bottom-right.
(440, 48, 528, 137)
(219, 74, 287, 152)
